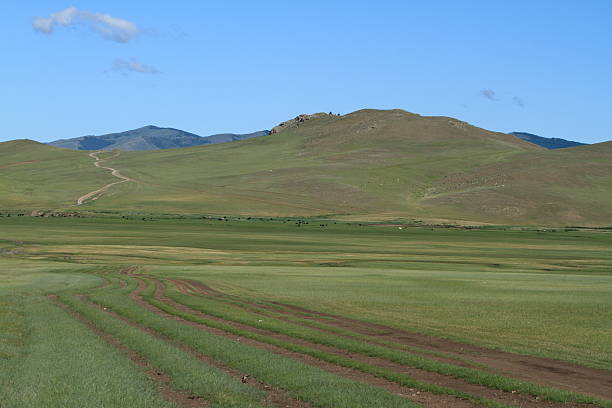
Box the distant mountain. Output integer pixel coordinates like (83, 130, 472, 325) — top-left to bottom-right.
(48, 125, 269, 151)
(509, 132, 587, 149)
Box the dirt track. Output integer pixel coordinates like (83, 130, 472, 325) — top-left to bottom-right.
(170, 278, 612, 402)
(144, 278, 612, 408)
(50, 295, 205, 408)
(76, 151, 134, 205)
(129, 278, 473, 408)
(83, 287, 314, 408)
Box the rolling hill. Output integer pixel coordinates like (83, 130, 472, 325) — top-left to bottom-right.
(48, 125, 269, 151)
(509, 132, 587, 149)
(1, 109, 611, 226)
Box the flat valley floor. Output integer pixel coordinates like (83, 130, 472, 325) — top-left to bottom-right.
(1, 216, 611, 408)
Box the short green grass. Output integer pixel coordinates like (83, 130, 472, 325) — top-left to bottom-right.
(143, 288, 509, 408)
(0, 297, 173, 408)
(1, 216, 611, 407)
(2, 216, 611, 369)
(58, 294, 268, 408)
(0, 262, 177, 408)
(86, 281, 422, 408)
(0, 140, 116, 209)
(156, 279, 607, 407)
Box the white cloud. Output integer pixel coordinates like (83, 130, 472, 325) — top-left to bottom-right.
(112, 58, 159, 74)
(33, 7, 139, 43)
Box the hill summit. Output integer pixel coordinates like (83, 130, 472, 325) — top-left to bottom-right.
(48, 125, 269, 151)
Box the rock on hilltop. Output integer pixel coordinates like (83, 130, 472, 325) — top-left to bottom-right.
(271, 113, 335, 134)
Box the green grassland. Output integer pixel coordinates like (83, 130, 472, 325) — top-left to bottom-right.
(0, 262, 175, 408)
(1, 109, 611, 225)
(2, 216, 611, 368)
(2, 216, 612, 407)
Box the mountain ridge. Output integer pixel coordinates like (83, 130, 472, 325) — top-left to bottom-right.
(509, 132, 587, 149)
(48, 125, 270, 151)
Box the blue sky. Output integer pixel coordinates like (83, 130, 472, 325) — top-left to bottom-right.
(2, 1, 611, 143)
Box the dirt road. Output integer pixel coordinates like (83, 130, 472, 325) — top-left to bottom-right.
(76, 151, 134, 205)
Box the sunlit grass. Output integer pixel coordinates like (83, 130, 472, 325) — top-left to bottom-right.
(0, 297, 173, 408)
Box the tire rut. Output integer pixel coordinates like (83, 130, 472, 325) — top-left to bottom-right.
(80, 293, 313, 408)
(152, 279, 597, 408)
(129, 277, 474, 408)
(50, 295, 208, 408)
(176, 278, 612, 401)
(169, 278, 485, 370)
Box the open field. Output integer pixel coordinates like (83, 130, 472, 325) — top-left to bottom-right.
(1, 216, 611, 407)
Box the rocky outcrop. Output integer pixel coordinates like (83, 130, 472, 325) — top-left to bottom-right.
(270, 113, 334, 134)
(29, 210, 81, 217)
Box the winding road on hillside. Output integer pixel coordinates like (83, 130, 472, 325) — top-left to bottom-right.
(76, 151, 134, 205)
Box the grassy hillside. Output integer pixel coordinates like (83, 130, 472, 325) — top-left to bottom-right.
(78, 109, 545, 217)
(0, 140, 115, 210)
(1, 109, 610, 225)
(420, 141, 612, 225)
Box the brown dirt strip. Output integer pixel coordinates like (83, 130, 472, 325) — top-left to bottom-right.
(171, 279, 200, 296)
(80, 293, 313, 408)
(49, 295, 207, 408)
(129, 277, 475, 408)
(270, 302, 612, 400)
(152, 279, 599, 408)
(169, 278, 486, 370)
(119, 266, 142, 275)
(0, 160, 38, 169)
(180, 279, 229, 296)
(177, 278, 612, 401)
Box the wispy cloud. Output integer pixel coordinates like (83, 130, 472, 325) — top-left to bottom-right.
(33, 7, 139, 43)
(480, 88, 498, 101)
(513, 96, 525, 108)
(112, 58, 159, 74)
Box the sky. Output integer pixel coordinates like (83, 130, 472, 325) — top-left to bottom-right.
(1, 1, 611, 144)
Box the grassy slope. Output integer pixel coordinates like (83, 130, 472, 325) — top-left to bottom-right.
(421, 141, 612, 225)
(0, 140, 117, 210)
(2, 216, 611, 369)
(1, 109, 611, 225)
